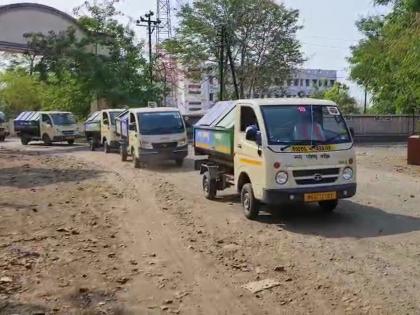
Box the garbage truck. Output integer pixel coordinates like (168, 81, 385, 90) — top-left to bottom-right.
(116, 107, 188, 168)
(194, 98, 357, 219)
(14, 111, 79, 145)
(83, 109, 124, 151)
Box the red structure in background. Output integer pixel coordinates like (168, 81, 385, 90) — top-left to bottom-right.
(407, 135, 420, 165)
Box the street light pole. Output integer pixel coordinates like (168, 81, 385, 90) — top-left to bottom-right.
(137, 11, 161, 84)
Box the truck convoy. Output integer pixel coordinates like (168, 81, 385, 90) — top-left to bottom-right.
(14, 111, 78, 145)
(83, 109, 124, 151)
(194, 98, 357, 219)
(116, 107, 188, 168)
(0, 111, 9, 142)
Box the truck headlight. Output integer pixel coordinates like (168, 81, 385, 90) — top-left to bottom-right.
(275, 171, 288, 185)
(140, 141, 153, 149)
(178, 139, 187, 147)
(342, 167, 353, 180)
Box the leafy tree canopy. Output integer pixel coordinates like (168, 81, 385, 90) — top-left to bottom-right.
(165, 0, 304, 99)
(313, 83, 360, 114)
(349, 0, 420, 114)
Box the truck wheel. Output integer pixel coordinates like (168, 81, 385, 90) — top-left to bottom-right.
(21, 137, 29, 145)
(175, 159, 184, 167)
(42, 134, 52, 146)
(203, 172, 217, 200)
(132, 149, 141, 168)
(104, 141, 110, 153)
(120, 145, 128, 162)
(241, 183, 259, 220)
(89, 139, 96, 151)
(319, 200, 338, 212)
(67, 139, 74, 145)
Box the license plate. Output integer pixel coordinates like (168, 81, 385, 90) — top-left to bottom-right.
(304, 192, 337, 202)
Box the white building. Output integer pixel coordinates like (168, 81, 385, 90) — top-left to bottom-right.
(166, 66, 337, 115)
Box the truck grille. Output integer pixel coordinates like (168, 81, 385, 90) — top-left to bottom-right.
(293, 168, 340, 186)
(152, 142, 177, 150)
(62, 130, 75, 136)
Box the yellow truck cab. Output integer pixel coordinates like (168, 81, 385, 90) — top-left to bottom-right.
(83, 109, 124, 152)
(116, 107, 188, 168)
(14, 111, 79, 145)
(194, 98, 357, 219)
(0, 111, 9, 142)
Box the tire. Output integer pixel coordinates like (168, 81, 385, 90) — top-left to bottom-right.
(120, 145, 128, 162)
(21, 137, 29, 145)
(241, 183, 260, 220)
(175, 159, 184, 167)
(42, 134, 52, 146)
(67, 139, 74, 145)
(202, 171, 217, 200)
(89, 139, 96, 151)
(132, 149, 140, 168)
(319, 200, 338, 212)
(104, 141, 110, 153)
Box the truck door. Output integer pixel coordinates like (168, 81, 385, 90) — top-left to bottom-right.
(41, 114, 54, 138)
(235, 105, 264, 196)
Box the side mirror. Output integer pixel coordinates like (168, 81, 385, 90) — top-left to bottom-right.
(245, 126, 257, 141)
(349, 127, 355, 138)
(129, 122, 136, 131)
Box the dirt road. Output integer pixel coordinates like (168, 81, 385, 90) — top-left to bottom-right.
(1, 139, 420, 314)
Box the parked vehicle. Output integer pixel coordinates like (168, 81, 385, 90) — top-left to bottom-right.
(14, 111, 79, 145)
(83, 109, 124, 151)
(194, 98, 357, 219)
(0, 111, 9, 142)
(116, 107, 188, 168)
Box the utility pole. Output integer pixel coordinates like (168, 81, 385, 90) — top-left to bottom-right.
(363, 87, 368, 114)
(137, 11, 161, 84)
(219, 26, 225, 101)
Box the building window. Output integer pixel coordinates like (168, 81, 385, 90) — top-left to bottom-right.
(330, 80, 335, 86)
(209, 93, 214, 101)
(319, 80, 323, 87)
(306, 79, 310, 87)
(313, 79, 318, 86)
(300, 79, 304, 87)
(294, 79, 299, 86)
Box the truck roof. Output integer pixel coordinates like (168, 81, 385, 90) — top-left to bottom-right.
(100, 109, 125, 113)
(15, 111, 73, 121)
(237, 98, 337, 106)
(129, 107, 181, 114)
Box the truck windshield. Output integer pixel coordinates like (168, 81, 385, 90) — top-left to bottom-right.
(109, 111, 121, 125)
(138, 112, 185, 135)
(261, 105, 351, 146)
(50, 113, 76, 126)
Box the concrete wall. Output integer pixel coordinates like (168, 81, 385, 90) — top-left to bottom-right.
(345, 115, 420, 142)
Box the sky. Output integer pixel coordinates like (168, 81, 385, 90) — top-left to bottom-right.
(0, 0, 390, 103)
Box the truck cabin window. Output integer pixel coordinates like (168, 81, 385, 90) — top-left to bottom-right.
(261, 105, 351, 146)
(138, 112, 184, 135)
(129, 113, 137, 131)
(42, 114, 52, 125)
(102, 112, 109, 125)
(240, 106, 258, 132)
(48, 113, 75, 126)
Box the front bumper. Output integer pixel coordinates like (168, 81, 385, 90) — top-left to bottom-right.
(138, 145, 188, 161)
(52, 135, 77, 142)
(262, 183, 357, 205)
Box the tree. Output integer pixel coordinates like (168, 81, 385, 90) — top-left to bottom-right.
(165, 0, 303, 99)
(0, 69, 42, 117)
(349, 0, 420, 114)
(2, 0, 162, 118)
(313, 83, 360, 114)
